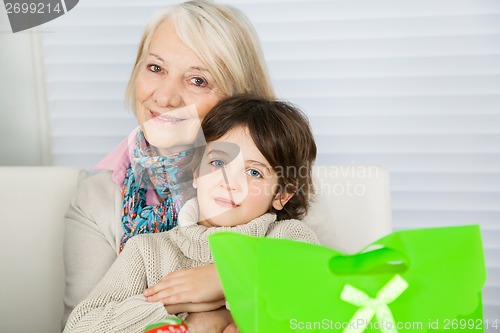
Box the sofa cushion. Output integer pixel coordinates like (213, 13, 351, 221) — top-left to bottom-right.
(303, 165, 392, 253)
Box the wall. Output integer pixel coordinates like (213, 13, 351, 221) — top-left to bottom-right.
(0, 9, 49, 165)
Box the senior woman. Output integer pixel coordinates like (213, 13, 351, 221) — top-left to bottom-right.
(63, 1, 273, 331)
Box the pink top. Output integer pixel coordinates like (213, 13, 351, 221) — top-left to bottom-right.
(93, 127, 160, 205)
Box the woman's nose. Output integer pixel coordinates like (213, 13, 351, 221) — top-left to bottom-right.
(153, 77, 183, 108)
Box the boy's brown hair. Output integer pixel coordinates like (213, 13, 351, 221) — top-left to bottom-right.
(201, 95, 317, 220)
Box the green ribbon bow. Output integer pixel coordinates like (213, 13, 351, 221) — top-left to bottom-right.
(340, 274, 408, 333)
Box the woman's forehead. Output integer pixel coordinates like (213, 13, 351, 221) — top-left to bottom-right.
(148, 19, 206, 69)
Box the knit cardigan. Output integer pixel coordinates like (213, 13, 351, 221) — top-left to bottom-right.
(63, 199, 319, 333)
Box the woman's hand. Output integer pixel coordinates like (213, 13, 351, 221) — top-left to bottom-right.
(185, 308, 233, 333)
(165, 299, 225, 314)
(144, 264, 224, 305)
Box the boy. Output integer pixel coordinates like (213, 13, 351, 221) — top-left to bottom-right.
(64, 96, 319, 333)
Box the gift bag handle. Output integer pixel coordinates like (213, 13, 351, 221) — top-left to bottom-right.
(329, 247, 410, 276)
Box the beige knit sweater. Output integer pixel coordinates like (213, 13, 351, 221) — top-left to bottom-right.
(64, 199, 319, 333)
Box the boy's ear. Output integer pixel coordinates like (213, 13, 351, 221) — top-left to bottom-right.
(272, 191, 295, 211)
(192, 169, 199, 189)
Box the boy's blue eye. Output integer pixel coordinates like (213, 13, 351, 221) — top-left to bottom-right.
(210, 160, 225, 168)
(246, 169, 262, 178)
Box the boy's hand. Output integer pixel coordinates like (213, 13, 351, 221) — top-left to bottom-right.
(223, 323, 240, 333)
(185, 309, 233, 333)
(144, 264, 224, 304)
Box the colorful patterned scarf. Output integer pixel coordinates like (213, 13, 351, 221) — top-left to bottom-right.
(120, 131, 194, 251)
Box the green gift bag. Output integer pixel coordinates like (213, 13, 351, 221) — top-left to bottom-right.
(209, 225, 486, 333)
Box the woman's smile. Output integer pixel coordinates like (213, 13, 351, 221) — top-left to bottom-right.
(148, 109, 185, 126)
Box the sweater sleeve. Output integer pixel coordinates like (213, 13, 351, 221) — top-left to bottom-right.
(266, 219, 321, 245)
(63, 236, 173, 333)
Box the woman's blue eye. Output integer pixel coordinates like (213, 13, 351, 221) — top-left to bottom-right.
(210, 160, 225, 168)
(148, 64, 162, 73)
(246, 169, 262, 178)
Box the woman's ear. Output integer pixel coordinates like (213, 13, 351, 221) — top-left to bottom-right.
(272, 191, 295, 211)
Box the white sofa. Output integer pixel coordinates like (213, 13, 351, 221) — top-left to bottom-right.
(0, 165, 391, 333)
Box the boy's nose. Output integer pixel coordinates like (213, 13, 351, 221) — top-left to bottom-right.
(219, 165, 247, 196)
(220, 167, 239, 191)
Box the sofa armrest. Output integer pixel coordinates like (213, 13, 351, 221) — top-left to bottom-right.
(0, 166, 86, 333)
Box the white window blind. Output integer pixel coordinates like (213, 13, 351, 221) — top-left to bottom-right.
(41, 0, 500, 321)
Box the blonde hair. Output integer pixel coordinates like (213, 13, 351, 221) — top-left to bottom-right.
(126, 0, 274, 112)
